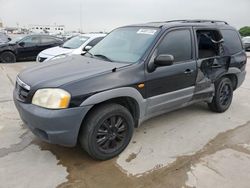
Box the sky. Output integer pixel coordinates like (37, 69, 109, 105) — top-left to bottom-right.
(0, 0, 249, 32)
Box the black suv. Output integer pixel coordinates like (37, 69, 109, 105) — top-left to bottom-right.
(14, 20, 247, 160)
(0, 34, 63, 63)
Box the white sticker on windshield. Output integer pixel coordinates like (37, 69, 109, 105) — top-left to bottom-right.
(137, 29, 157, 35)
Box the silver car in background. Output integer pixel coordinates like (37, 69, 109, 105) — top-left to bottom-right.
(242, 36, 250, 51)
(36, 33, 106, 63)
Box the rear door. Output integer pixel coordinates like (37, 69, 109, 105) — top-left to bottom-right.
(39, 36, 62, 52)
(145, 28, 197, 116)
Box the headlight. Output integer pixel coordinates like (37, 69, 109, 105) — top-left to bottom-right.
(51, 54, 68, 61)
(32, 88, 71, 109)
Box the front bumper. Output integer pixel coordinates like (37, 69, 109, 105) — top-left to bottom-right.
(14, 97, 92, 146)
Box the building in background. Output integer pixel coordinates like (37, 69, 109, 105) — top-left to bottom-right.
(29, 24, 65, 34)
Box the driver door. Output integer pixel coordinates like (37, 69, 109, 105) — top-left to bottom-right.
(145, 28, 197, 116)
(17, 36, 41, 60)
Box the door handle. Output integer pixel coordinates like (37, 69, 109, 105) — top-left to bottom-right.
(184, 69, 194, 74)
(211, 64, 222, 68)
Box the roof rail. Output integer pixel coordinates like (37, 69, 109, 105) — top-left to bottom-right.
(164, 19, 228, 25)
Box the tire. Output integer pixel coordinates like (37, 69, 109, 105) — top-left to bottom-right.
(208, 77, 233, 113)
(0, 51, 16, 63)
(79, 103, 134, 160)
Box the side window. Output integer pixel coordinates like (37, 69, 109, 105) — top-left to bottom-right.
(220, 30, 243, 55)
(41, 37, 57, 44)
(157, 29, 192, 62)
(196, 30, 222, 59)
(86, 37, 104, 47)
(22, 36, 40, 47)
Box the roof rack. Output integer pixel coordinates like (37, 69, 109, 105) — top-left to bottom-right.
(164, 19, 228, 25)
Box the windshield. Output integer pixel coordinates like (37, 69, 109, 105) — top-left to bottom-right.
(62, 36, 89, 49)
(88, 27, 160, 63)
(243, 37, 250, 43)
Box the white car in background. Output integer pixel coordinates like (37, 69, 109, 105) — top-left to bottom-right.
(36, 33, 106, 63)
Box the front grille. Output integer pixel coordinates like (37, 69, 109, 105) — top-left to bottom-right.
(38, 57, 47, 62)
(16, 83, 29, 102)
(15, 77, 30, 102)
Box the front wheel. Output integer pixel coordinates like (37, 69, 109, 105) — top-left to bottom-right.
(79, 103, 134, 160)
(0, 51, 16, 63)
(208, 77, 233, 113)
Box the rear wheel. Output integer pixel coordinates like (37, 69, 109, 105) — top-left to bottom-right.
(79, 103, 134, 160)
(0, 51, 16, 63)
(208, 77, 233, 113)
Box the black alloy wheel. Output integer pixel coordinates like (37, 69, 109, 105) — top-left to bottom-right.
(96, 115, 128, 153)
(0, 51, 16, 63)
(219, 83, 232, 107)
(208, 77, 233, 113)
(80, 103, 134, 160)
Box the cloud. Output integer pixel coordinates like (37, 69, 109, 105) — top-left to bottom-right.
(0, 0, 249, 32)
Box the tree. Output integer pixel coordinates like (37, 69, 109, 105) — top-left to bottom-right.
(239, 26, 250, 37)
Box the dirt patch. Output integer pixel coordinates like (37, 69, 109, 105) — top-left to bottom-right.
(125, 153, 137, 163)
(31, 121, 250, 188)
(125, 147, 142, 163)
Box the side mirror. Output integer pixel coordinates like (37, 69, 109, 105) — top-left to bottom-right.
(154, 54, 174, 67)
(84, 45, 92, 51)
(19, 41, 25, 47)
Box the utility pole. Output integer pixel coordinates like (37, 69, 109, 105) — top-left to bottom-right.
(80, 1, 83, 33)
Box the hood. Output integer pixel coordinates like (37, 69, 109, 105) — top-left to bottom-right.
(18, 55, 129, 89)
(41, 46, 74, 56)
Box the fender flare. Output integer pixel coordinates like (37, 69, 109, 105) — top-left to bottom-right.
(226, 67, 241, 75)
(214, 67, 241, 82)
(80, 87, 147, 118)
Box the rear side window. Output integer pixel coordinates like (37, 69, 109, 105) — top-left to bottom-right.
(41, 37, 58, 44)
(221, 30, 243, 55)
(196, 30, 222, 59)
(157, 29, 192, 62)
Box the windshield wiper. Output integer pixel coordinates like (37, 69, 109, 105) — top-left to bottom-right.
(62, 46, 72, 49)
(83, 51, 94, 57)
(93, 54, 113, 62)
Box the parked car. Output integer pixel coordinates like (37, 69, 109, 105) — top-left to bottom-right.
(0, 32, 11, 44)
(0, 34, 63, 63)
(242, 36, 250, 51)
(14, 20, 247, 160)
(36, 33, 106, 63)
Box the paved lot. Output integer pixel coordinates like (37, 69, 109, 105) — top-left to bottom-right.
(0, 53, 250, 188)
